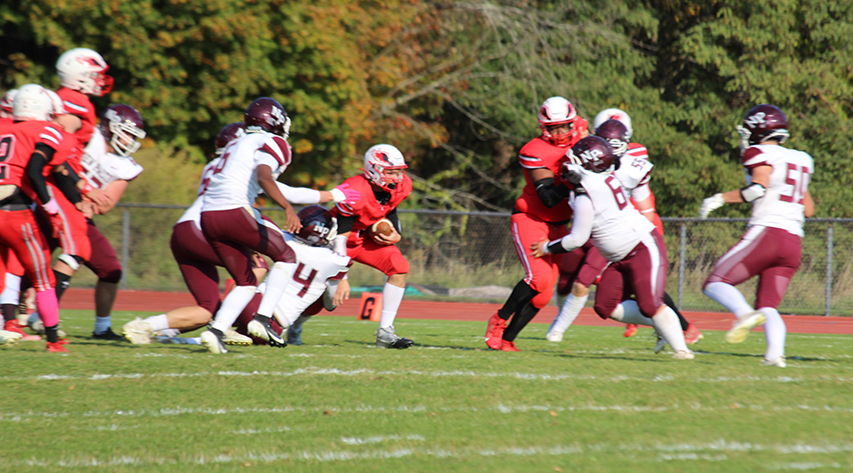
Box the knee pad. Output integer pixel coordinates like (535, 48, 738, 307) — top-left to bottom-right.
(530, 289, 552, 309)
(387, 253, 410, 276)
(58, 254, 83, 271)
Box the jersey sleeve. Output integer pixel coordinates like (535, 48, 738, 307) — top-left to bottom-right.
(741, 147, 768, 170)
(255, 135, 291, 173)
(113, 156, 144, 181)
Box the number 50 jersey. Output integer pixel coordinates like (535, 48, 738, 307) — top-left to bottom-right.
(742, 144, 813, 237)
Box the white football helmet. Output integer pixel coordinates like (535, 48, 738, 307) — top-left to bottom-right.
(538, 96, 577, 146)
(593, 108, 633, 140)
(56, 48, 114, 96)
(363, 144, 407, 191)
(44, 89, 67, 116)
(0, 89, 18, 116)
(12, 84, 53, 121)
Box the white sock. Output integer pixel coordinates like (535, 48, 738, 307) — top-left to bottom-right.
(257, 262, 296, 317)
(94, 316, 111, 333)
(550, 293, 588, 334)
(144, 314, 169, 331)
(760, 307, 786, 361)
(556, 293, 567, 311)
(159, 328, 180, 337)
(211, 285, 257, 333)
(0, 274, 21, 305)
(379, 283, 405, 329)
(654, 306, 688, 352)
(704, 282, 754, 318)
(610, 300, 655, 327)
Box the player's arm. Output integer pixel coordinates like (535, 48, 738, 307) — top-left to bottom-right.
(257, 164, 301, 233)
(89, 179, 128, 215)
(530, 193, 593, 258)
(700, 164, 772, 217)
(25, 143, 60, 212)
(48, 163, 84, 207)
(275, 182, 360, 205)
(374, 209, 402, 245)
(803, 190, 815, 218)
(631, 183, 657, 223)
(531, 167, 570, 208)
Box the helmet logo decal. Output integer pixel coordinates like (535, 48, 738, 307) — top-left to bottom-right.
(744, 112, 766, 127)
(579, 148, 603, 162)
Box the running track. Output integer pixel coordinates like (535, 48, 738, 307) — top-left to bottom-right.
(62, 288, 853, 335)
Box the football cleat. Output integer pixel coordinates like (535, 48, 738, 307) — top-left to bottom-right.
(499, 340, 520, 352)
(92, 327, 125, 341)
(122, 317, 154, 344)
(484, 312, 507, 350)
(545, 329, 564, 342)
(287, 324, 303, 346)
(0, 330, 20, 346)
(200, 330, 229, 354)
(376, 326, 414, 349)
(4, 319, 41, 341)
(684, 323, 703, 345)
(725, 311, 766, 344)
(672, 350, 695, 360)
(248, 315, 287, 347)
(222, 329, 253, 346)
(762, 357, 786, 368)
(654, 332, 668, 354)
(46, 340, 70, 353)
(623, 324, 638, 338)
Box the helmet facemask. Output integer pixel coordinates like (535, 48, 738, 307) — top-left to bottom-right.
(108, 119, 146, 156)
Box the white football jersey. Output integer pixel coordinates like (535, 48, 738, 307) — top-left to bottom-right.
(202, 132, 291, 212)
(79, 128, 144, 189)
(176, 158, 219, 226)
(571, 168, 656, 261)
(273, 234, 350, 325)
(614, 152, 653, 193)
(742, 144, 813, 237)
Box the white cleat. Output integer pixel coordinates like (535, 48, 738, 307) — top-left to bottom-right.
(762, 357, 786, 368)
(725, 311, 766, 344)
(122, 317, 154, 344)
(200, 330, 229, 354)
(545, 329, 564, 342)
(0, 330, 21, 345)
(672, 350, 694, 360)
(222, 329, 253, 346)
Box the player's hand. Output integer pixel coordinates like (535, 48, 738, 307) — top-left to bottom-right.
(530, 238, 549, 258)
(75, 200, 95, 219)
(374, 227, 401, 246)
(84, 188, 113, 209)
(333, 279, 350, 306)
(699, 193, 725, 218)
(284, 205, 302, 233)
(330, 183, 361, 205)
(41, 198, 60, 215)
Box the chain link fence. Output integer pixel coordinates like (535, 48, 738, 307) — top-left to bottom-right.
(75, 204, 853, 316)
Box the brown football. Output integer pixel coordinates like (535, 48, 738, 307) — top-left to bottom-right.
(367, 218, 394, 241)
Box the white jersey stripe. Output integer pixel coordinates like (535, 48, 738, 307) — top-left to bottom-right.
(510, 221, 534, 285)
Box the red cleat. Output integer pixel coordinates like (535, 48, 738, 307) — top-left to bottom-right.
(4, 319, 41, 341)
(623, 324, 638, 338)
(485, 312, 507, 350)
(684, 323, 703, 345)
(46, 341, 70, 353)
(499, 340, 520, 352)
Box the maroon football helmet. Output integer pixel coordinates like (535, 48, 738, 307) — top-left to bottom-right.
(594, 119, 630, 159)
(215, 122, 245, 156)
(99, 104, 145, 156)
(244, 97, 291, 138)
(566, 136, 615, 173)
(294, 205, 338, 247)
(738, 104, 789, 148)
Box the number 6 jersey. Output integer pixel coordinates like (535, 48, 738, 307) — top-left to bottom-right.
(742, 144, 813, 237)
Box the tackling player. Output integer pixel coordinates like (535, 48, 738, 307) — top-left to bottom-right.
(699, 104, 814, 368)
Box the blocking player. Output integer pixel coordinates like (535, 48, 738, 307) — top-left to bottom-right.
(0, 89, 17, 119)
(484, 96, 588, 352)
(0, 84, 84, 352)
(330, 144, 414, 348)
(699, 104, 813, 368)
(122, 123, 358, 345)
(531, 136, 693, 360)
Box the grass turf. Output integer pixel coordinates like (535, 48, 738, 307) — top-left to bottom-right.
(1, 309, 851, 472)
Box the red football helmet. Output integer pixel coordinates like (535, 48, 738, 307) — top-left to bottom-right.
(215, 122, 245, 156)
(538, 96, 579, 147)
(244, 97, 291, 138)
(593, 119, 630, 158)
(566, 136, 615, 173)
(737, 104, 789, 149)
(294, 205, 338, 247)
(99, 104, 146, 156)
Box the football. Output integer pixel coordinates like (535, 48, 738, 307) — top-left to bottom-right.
(367, 218, 394, 241)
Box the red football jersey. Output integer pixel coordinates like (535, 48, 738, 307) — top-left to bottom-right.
(56, 87, 96, 172)
(514, 137, 573, 223)
(0, 120, 68, 201)
(331, 174, 412, 232)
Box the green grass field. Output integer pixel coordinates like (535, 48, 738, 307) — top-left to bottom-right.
(2, 309, 852, 472)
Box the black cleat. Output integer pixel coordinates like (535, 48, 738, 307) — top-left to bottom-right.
(248, 315, 287, 348)
(92, 327, 125, 341)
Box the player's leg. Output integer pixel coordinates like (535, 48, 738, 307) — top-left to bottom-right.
(754, 230, 801, 367)
(0, 251, 41, 340)
(83, 221, 123, 340)
(547, 244, 605, 341)
(353, 237, 412, 348)
(41, 186, 91, 302)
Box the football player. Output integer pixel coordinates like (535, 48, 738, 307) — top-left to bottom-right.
(0, 89, 17, 119)
(699, 104, 814, 368)
(329, 144, 414, 348)
(484, 96, 588, 351)
(531, 136, 693, 360)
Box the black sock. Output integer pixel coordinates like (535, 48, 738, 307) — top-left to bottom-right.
(54, 271, 73, 302)
(2, 304, 16, 323)
(45, 324, 59, 343)
(497, 280, 537, 320)
(503, 302, 540, 342)
(664, 292, 689, 331)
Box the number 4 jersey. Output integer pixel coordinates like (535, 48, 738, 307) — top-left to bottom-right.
(742, 144, 813, 237)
